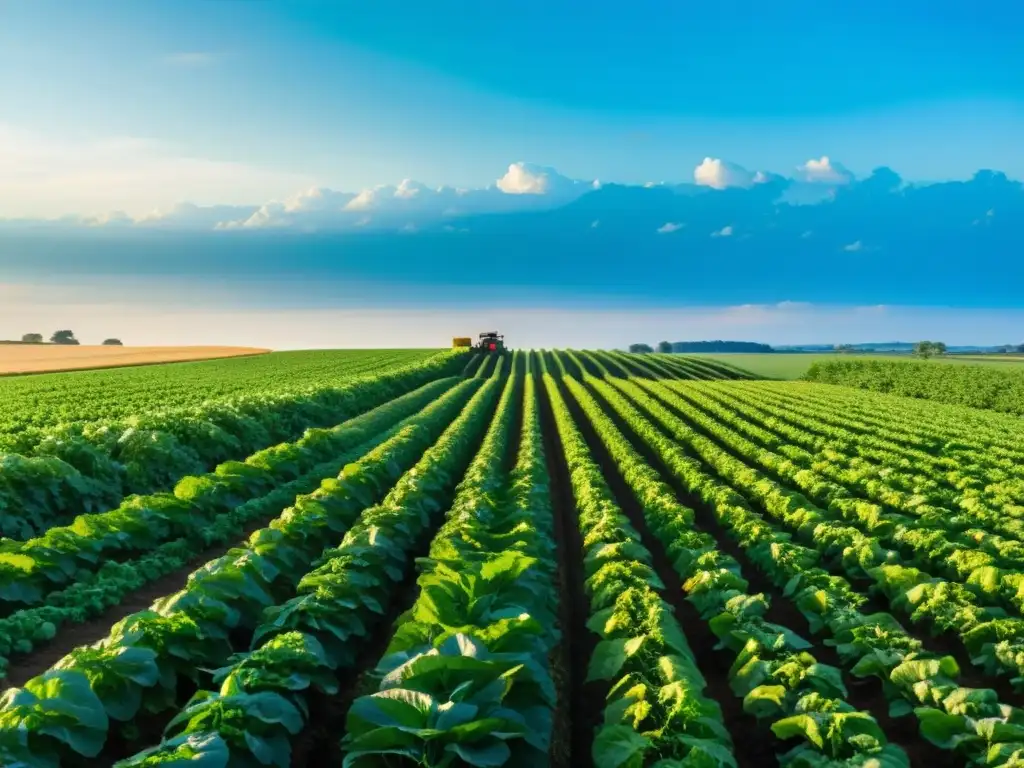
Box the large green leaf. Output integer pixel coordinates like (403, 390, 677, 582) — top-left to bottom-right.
(592, 724, 651, 768)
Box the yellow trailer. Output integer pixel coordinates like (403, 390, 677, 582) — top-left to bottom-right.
(452, 337, 472, 348)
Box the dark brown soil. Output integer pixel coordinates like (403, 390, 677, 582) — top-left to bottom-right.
(643, 380, 1021, 707)
(557, 374, 780, 768)
(294, 376, 513, 766)
(2, 513, 274, 691)
(290, 561, 427, 768)
(587, 377, 959, 767)
(537, 367, 604, 768)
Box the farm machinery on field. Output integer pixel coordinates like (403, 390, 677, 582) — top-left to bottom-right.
(452, 332, 505, 352)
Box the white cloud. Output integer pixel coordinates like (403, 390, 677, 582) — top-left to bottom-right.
(217, 186, 356, 229)
(657, 222, 683, 234)
(843, 240, 863, 252)
(136, 202, 256, 228)
(711, 225, 734, 237)
(394, 179, 426, 199)
(81, 210, 133, 227)
(591, 219, 600, 228)
(694, 158, 756, 189)
(207, 161, 598, 231)
(800, 230, 814, 238)
(797, 156, 853, 184)
(164, 52, 217, 67)
(343, 187, 383, 211)
(496, 162, 560, 195)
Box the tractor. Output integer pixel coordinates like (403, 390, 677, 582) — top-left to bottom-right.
(476, 332, 505, 352)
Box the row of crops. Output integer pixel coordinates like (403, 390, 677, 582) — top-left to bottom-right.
(0, 349, 444, 434)
(2, 347, 1023, 766)
(0, 351, 465, 540)
(805, 357, 1024, 416)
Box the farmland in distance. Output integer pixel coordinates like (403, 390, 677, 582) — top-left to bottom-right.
(0, 348, 1022, 767)
(0, 344, 271, 376)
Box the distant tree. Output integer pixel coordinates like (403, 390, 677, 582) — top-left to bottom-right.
(657, 340, 673, 354)
(102, 338, 124, 346)
(50, 330, 80, 345)
(629, 343, 654, 353)
(1017, 344, 1024, 354)
(914, 340, 947, 359)
(20, 333, 43, 343)
(834, 344, 854, 353)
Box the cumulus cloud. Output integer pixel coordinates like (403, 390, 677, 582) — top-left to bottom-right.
(81, 210, 133, 227)
(694, 158, 757, 189)
(210, 161, 602, 230)
(217, 187, 357, 229)
(843, 240, 863, 252)
(497, 163, 556, 195)
(657, 222, 684, 234)
(711, 225, 734, 238)
(344, 187, 384, 211)
(394, 179, 426, 199)
(135, 202, 257, 228)
(797, 156, 853, 185)
(494, 162, 594, 198)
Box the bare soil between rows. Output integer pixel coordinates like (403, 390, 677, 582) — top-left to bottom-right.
(592, 377, 957, 766)
(557, 374, 781, 768)
(536, 370, 603, 768)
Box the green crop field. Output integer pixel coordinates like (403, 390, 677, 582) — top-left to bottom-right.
(685, 351, 1024, 380)
(3, 348, 1024, 767)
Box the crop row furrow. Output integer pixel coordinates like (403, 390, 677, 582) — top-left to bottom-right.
(114, 359, 506, 768)
(690, 381, 1024, 518)
(0, 371, 501, 767)
(540, 354, 738, 767)
(0, 376, 466, 609)
(0, 351, 465, 540)
(613, 376, 1024, 690)
(718, 382, 1024, 505)
(557, 353, 910, 767)
(343, 359, 563, 766)
(584, 369, 1024, 767)
(653, 381, 1024, 616)
(0, 377, 476, 680)
(754, 381, 1024, 466)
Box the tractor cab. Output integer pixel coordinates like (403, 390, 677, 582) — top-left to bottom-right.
(477, 332, 505, 352)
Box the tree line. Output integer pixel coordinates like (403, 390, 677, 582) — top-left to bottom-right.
(628, 340, 774, 354)
(14, 331, 122, 346)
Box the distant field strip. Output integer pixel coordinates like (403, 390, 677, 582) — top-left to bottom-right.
(5, 348, 1024, 767)
(0, 344, 270, 376)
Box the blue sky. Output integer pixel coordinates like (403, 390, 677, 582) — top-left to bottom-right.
(1, 1, 1023, 347)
